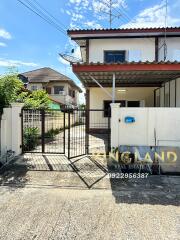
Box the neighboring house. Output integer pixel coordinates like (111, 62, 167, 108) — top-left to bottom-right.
(19, 67, 82, 107)
(68, 27, 180, 111)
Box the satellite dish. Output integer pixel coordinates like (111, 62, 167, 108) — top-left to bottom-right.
(59, 53, 82, 64)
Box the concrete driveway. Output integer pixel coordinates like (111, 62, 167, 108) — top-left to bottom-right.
(0, 154, 180, 240)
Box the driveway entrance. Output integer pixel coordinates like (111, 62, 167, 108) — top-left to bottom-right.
(21, 108, 111, 159)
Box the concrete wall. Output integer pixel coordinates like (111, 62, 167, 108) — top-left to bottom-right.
(0, 103, 24, 161)
(111, 104, 180, 148)
(89, 87, 155, 129)
(89, 38, 155, 63)
(89, 87, 156, 109)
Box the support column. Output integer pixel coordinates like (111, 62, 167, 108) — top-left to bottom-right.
(11, 103, 24, 156)
(112, 73, 116, 103)
(110, 103, 120, 149)
(0, 108, 11, 157)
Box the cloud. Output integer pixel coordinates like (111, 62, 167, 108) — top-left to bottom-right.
(0, 58, 38, 67)
(0, 28, 11, 39)
(84, 20, 102, 29)
(121, 1, 180, 28)
(0, 42, 7, 47)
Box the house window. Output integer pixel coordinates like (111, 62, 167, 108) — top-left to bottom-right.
(104, 100, 126, 117)
(31, 85, 37, 91)
(104, 51, 126, 63)
(72, 90, 75, 98)
(54, 86, 64, 94)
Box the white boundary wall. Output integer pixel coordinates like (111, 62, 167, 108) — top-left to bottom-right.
(0, 103, 24, 160)
(111, 103, 180, 148)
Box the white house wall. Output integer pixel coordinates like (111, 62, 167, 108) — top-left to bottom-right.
(88, 37, 180, 63)
(159, 37, 180, 61)
(111, 105, 180, 148)
(89, 38, 155, 63)
(89, 87, 155, 129)
(89, 87, 156, 109)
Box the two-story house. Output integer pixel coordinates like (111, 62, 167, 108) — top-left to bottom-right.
(19, 67, 82, 107)
(68, 27, 180, 111)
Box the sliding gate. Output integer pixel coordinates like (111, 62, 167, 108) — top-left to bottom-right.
(22, 108, 111, 158)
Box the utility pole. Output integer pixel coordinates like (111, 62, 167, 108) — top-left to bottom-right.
(99, 0, 121, 28)
(109, 0, 112, 28)
(164, 0, 168, 61)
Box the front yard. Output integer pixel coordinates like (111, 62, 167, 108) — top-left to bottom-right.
(0, 154, 179, 240)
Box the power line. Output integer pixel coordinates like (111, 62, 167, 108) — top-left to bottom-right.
(16, 0, 67, 36)
(31, 0, 67, 29)
(25, 0, 67, 34)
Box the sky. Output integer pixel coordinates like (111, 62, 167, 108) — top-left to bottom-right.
(0, 0, 180, 102)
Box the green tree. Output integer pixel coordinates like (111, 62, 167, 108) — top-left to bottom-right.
(0, 72, 23, 113)
(0, 71, 51, 113)
(23, 90, 51, 109)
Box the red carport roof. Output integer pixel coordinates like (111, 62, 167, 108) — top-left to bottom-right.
(72, 61, 180, 87)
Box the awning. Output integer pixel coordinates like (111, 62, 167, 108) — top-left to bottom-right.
(72, 62, 180, 87)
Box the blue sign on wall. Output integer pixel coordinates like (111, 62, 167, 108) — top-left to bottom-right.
(124, 116, 135, 123)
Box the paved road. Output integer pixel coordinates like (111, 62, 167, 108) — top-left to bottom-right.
(0, 155, 180, 240)
(0, 185, 179, 240)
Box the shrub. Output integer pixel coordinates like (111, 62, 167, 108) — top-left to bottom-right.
(44, 128, 61, 139)
(23, 127, 40, 151)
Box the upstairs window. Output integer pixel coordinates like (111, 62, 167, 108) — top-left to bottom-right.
(31, 85, 38, 91)
(104, 51, 126, 63)
(54, 86, 64, 94)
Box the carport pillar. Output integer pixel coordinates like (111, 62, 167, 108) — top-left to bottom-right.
(112, 73, 116, 103)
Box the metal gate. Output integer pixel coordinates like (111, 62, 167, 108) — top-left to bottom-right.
(67, 109, 111, 159)
(22, 109, 65, 154)
(67, 109, 86, 159)
(22, 108, 111, 158)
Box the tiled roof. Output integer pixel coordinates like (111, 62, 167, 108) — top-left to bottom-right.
(74, 61, 180, 66)
(68, 27, 180, 34)
(19, 67, 82, 92)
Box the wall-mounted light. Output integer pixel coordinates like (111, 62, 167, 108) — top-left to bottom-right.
(117, 89, 127, 93)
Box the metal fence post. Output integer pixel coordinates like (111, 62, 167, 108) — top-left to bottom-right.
(41, 109, 45, 153)
(107, 108, 111, 155)
(63, 110, 66, 154)
(21, 109, 24, 153)
(85, 108, 89, 155)
(68, 109, 70, 159)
